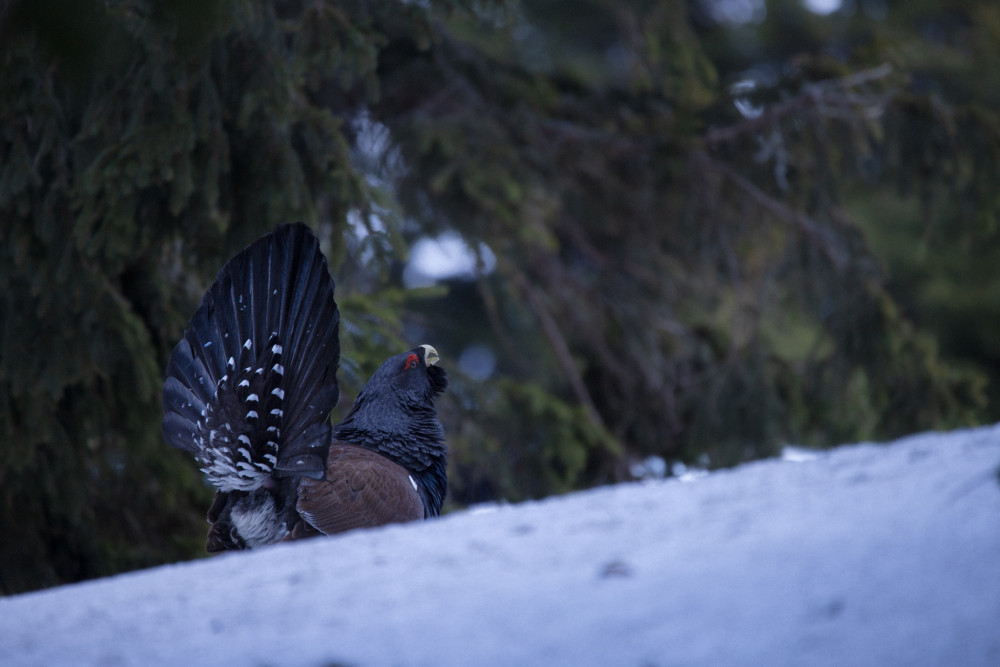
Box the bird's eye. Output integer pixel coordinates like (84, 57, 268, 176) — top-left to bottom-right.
(404, 353, 419, 370)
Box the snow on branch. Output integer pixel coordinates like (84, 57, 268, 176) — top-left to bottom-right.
(704, 63, 896, 147)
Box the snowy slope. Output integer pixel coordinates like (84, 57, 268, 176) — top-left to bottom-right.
(2, 425, 999, 667)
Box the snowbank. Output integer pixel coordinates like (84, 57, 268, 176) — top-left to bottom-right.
(3, 425, 999, 666)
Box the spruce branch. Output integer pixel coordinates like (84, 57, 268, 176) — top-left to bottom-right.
(704, 63, 895, 147)
(697, 152, 850, 272)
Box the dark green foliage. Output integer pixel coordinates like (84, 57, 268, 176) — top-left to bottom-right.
(0, 0, 379, 594)
(2, 0, 999, 593)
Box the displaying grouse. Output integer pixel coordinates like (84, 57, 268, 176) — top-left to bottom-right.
(161, 223, 448, 551)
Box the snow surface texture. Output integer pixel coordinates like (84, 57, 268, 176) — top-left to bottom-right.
(3, 426, 999, 666)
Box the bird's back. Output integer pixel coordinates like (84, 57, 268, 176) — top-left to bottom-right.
(292, 442, 426, 537)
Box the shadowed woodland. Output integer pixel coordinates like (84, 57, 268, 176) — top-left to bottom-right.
(2, 0, 999, 594)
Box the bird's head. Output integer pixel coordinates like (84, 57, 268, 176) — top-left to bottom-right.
(368, 345, 448, 403)
(365, 344, 448, 404)
(335, 343, 447, 456)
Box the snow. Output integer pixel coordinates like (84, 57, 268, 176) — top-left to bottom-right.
(3, 425, 999, 666)
(403, 231, 497, 288)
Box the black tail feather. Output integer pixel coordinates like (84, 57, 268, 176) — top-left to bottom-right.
(162, 223, 340, 491)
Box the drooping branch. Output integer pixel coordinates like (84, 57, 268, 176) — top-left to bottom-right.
(512, 271, 607, 433)
(704, 63, 895, 147)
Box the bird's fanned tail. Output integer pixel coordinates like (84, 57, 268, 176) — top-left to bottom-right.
(162, 223, 340, 492)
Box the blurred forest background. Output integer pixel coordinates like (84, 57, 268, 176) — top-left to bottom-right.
(2, 0, 999, 594)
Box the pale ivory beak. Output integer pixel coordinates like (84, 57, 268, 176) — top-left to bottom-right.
(420, 344, 440, 366)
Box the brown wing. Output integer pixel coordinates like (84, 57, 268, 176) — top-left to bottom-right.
(293, 442, 425, 536)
